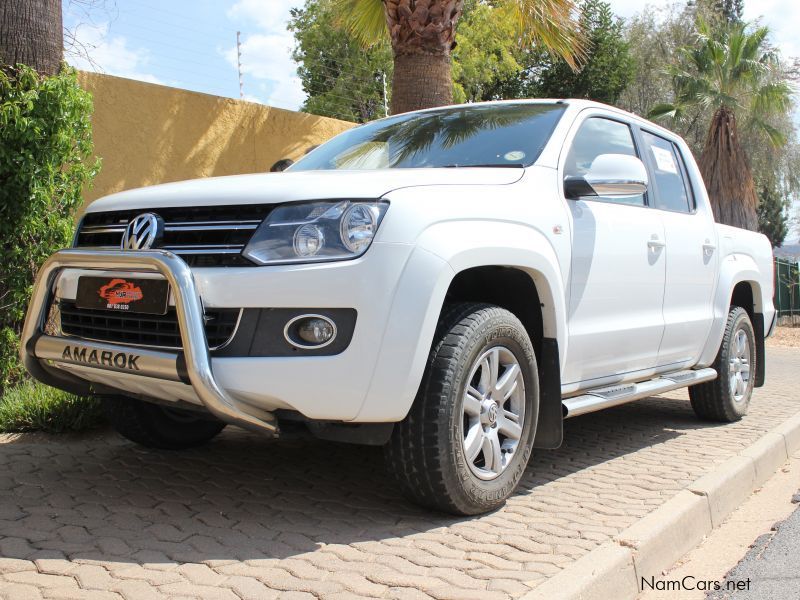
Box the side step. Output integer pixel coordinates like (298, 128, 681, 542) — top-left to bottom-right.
(562, 368, 717, 418)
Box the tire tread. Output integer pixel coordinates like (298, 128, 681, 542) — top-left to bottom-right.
(105, 397, 225, 450)
(689, 306, 753, 422)
(385, 303, 535, 514)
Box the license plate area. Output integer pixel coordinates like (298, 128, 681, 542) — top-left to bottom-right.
(75, 276, 169, 315)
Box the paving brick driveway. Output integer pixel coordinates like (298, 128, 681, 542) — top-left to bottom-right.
(1, 347, 798, 600)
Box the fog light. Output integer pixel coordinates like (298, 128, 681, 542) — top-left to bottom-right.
(298, 318, 334, 344)
(284, 314, 337, 349)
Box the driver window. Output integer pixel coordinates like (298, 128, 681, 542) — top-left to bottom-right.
(565, 117, 645, 206)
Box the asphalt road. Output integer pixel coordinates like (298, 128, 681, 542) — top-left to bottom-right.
(710, 492, 800, 600)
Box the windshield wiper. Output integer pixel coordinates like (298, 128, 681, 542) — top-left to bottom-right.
(439, 163, 525, 168)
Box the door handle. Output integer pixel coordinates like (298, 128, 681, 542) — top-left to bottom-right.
(647, 237, 666, 250)
(703, 241, 717, 255)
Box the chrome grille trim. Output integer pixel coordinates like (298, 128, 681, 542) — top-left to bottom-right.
(161, 247, 244, 254)
(80, 223, 260, 233)
(79, 226, 127, 234)
(75, 204, 274, 267)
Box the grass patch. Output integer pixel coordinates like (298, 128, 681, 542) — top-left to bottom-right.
(0, 381, 105, 433)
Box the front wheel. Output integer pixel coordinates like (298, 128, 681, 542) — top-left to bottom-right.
(689, 306, 756, 422)
(104, 397, 226, 449)
(385, 303, 539, 515)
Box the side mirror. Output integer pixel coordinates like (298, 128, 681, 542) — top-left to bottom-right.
(564, 154, 648, 200)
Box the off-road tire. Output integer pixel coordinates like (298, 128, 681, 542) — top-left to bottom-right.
(385, 303, 539, 515)
(104, 397, 226, 449)
(689, 306, 756, 422)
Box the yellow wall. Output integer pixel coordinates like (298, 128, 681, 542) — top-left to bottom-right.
(78, 72, 354, 203)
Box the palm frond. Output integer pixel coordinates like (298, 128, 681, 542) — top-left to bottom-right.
(695, 17, 713, 39)
(330, 0, 386, 47)
(741, 25, 769, 60)
(751, 81, 793, 116)
(501, 0, 588, 70)
(648, 103, 681, 120)
(750, 117, 788, 147)
(726, 27, 746, 73)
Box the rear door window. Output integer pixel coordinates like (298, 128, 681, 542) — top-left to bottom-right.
(641, 131, 693, 213)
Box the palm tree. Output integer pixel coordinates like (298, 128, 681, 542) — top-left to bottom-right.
(0, 0, 62, 75)
(333, 0, 585, 114)
(650, 19, 792, 231)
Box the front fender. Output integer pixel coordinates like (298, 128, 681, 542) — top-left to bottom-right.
(355, 220, 567, 422)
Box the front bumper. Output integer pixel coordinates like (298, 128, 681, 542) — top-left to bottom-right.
(22, 241, 452, 425)
(20, 249, 278, 434)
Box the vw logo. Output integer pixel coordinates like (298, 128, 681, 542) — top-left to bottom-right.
(121, 213, 162, 250)
(487, 402, 499, 426)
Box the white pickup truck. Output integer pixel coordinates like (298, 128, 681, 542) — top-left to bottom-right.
(21, 99, 775, 514)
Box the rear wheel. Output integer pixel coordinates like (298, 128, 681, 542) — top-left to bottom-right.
(689, 306, 756, 422)
(385, 303, 539, 515)
(104, 397, 226, 449)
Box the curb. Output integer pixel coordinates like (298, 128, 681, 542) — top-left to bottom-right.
(522, 410, 800, 600)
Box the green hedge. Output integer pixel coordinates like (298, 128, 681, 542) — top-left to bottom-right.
(0, 381, 104, 433)
(0, 64, 99, 391)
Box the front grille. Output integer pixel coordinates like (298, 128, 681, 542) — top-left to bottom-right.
(58, 302, 241, 350)
(75, 205, 273, 267)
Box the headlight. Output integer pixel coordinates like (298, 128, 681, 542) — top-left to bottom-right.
(242, 200, 389, 265)
(340, 204, 378, 252)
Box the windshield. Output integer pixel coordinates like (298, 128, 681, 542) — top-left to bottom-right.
(290, 103, 566, 171)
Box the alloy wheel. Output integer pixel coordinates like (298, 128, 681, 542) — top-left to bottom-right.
(462, 346, 526, 481)
(728, 328, 751, 403)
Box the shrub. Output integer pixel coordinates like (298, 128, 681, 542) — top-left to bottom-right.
(0, 381, 105, 433)
(0, 64, 99, 391)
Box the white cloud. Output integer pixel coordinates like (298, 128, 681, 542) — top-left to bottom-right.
(65, 22, 162, 84)
(241, 92, 265, 104)
(227, 0, 298, 32)
(606, 0, 648, 18)
(224, 0, 305, 110)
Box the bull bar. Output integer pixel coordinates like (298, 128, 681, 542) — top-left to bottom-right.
(19, 249, 278, 435)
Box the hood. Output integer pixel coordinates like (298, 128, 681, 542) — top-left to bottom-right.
(87, 168, 525, 213)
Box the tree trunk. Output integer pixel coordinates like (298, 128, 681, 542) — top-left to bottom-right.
(384, 0, 464, 114)
(698, 106, 759, 231)
(0, 0, 63, 75)
(391, 52, 452, 114)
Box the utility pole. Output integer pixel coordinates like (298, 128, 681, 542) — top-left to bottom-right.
(236, 31, 244, 99)
(381, 71, 389, 117)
